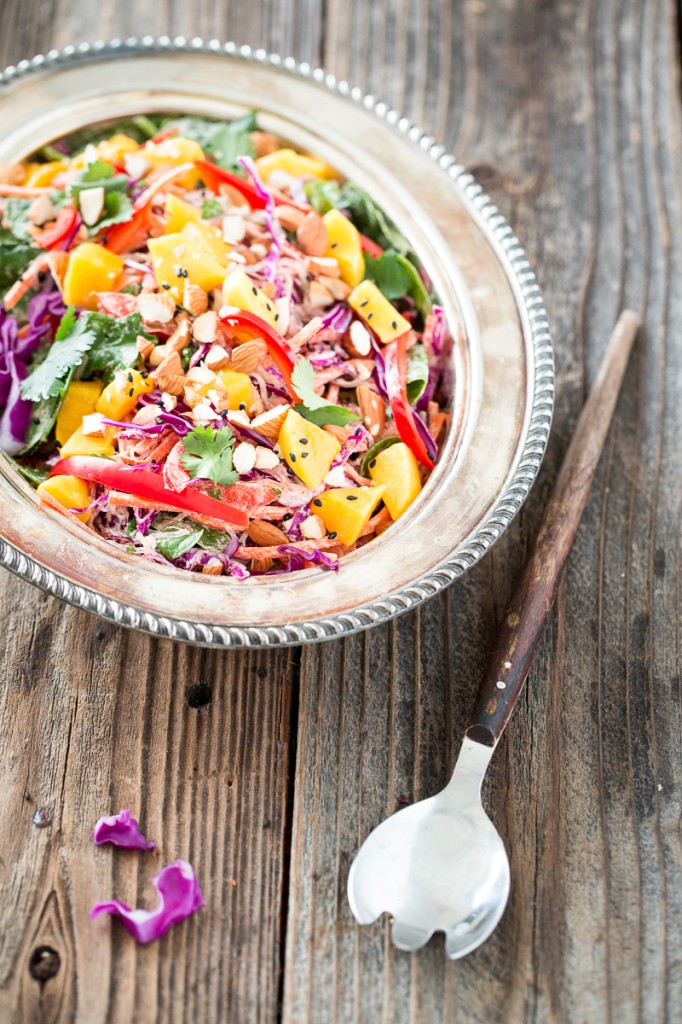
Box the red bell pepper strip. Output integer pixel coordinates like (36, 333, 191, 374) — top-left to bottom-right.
(359, 233, 383, 258)
(195, 160, 267, 209)
(102, 202, 155, 254)
(49, 456, 249, 529)
(219, 307, 298, 398)
(149, 126, 180, 144)
(384, 335, 434, 470)
(32, 204, 79, 250)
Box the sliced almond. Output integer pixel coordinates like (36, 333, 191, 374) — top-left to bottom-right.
(123, 153, 149, 179)
(183, 282, 209, 316)
(296, 211, 328, 256)
(307, 256, 341, 278)
(231, 338, 267, 374)
(192, 403, 220, 424)
(300, 514, 327, 540)
(233, 441, 257, 475)
(132, 404, 160, 426)
(78, 186, 105, 227)
(318, 275, 351, 301)
(27, 193, 56, 226)
(139, 292, 175, 325)
(81, 413, 106, 436)
(152, 349, 182, 380)
(205, 344, 230, 371)
(202, 559, 224, 576)
(0, 162, 26, 186)
(250, 404, 290, 439)
(218, 181, 252, 208)
(274, 296, 290, 335)
(345, 358, 375, 382)
(149, 343, 170, 368)
(251, 556, 274, 572)
(357, 385, 386, 438)
(226, 409, 252, 428)
(345, 320, 372, 358)
(248, 520, 289, 547)
(164, 318, 191, 354)
(248, 393, 265, 417)
(323, 423, 349, 444)
(136, 334, 155, 360)
(157, 373, 186, 397)
(276, 204, 306, 232)
(192, 310, 219, 345)
(186, 365, 216, 386)
(254, 446, 280, 470)
(160, 392, 178, 411)
(307, 280, 334, 309)
(183, 384, 202, 408)
(222, 215, 246, 244)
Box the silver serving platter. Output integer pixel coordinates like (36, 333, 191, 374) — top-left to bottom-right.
(0, 39, 553, 648)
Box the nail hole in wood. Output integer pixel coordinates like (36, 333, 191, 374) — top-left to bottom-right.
(186, 682, 212, 708)
(29, 946, 60, 982)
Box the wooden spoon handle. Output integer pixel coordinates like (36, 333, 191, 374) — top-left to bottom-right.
(466, 310, 641, 747)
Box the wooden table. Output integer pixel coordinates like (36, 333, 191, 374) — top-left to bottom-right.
(1, 2, 679, 1021)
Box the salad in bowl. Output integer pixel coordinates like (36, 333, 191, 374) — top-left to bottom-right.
(0, 112, 452, 578)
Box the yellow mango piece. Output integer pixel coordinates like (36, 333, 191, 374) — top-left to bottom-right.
(322, 209, 364, 287)
(143, 137, 204, 188)
(255, 148, 336, 181)
(62, 243, 124, 310)
(96, 133, 139, 162)
(216, 370, 253, 410)
(369, 442, 422, 520)
(96, 370, 154, 420)
(56, 381, 103, 446)
(314, 485, 386, 546)
(148, 232, 226, 299)
(181, 220, 231, 265)
(37, 475, 92, 521)
(222, 270, 279, 330)
(347, 280, 411, 344)
(59, 424, 117, 458)
(23, 161, 67, 187)
(278, 408, 340, 488)
(165, 193, 201, 234)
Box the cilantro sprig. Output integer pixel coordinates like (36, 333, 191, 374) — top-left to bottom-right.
(180, 425, 239, 487)
(291, 357, 362, 428)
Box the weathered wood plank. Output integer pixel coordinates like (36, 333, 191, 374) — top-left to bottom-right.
(283, 0, 682, 1022)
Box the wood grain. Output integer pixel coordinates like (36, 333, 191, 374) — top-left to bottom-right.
(0, 1, 680, 1023)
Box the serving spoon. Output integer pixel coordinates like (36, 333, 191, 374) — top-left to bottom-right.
(348, 309, 641, 958)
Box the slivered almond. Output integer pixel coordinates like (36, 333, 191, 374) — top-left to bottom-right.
(260, 280, 276, 300)
(231, 338, 267, 374)
(205, 344, 230, 371)
(192, 311, 218, 344)
(183, 384, 202, 408)
(222, 214, 246, 244)
(288, 316, 324, 350)
(78, 187, 105, 226)
(318, 275, 351, 301)
(251, 556, 274, 572)
(300, 514, 327, 540)
(250, 404, 290, 439)
(307, 280, 334, 309)
(296, 211, 328, 256)
(183, 282, 209, 316)
(218, 182, 251, 208)
(233, 442, 257, 475)
(345, 320, 372, 357)
(192, 403, 219, 424)
(248, 520, 289, 547)
(186, 365, 216, 386)
(138, 292, 175, 324)
(275, 205, 306, 232)
(132, 404, 160, 426)
(0, 163, 26, 186)
(307, 256, 341, 278)
(323, 423, 350, 444)
(165, 318, 191, 354)
(357, 385, 386, 438)
(136, 334, 154, 360)
(149, 343, 170, 367)
(202, 559, 224, 575)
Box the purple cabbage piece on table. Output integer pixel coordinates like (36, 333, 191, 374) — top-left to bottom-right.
(92, 808, 156, 850)
(91, 859, 204, 944)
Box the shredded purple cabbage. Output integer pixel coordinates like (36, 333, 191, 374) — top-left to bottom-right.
(430, 306, 446, 356)
(285, 505, 309, 541)
(92, 809, 156, 851)
(413, 410, 438, 460)
(321, 303, 353, 333)
(416, 365, 440, 412)
(330, 424, 371, 469)
(91, 859, 204, 943)
(134, 507, 158, 536)
(239, 156, 283, 292)
(189, 343, 210, 368)
(277, 544, 339, 572)
(370, 338, 388, 400)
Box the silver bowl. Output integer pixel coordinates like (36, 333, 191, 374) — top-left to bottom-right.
(0, 39, 553, 648)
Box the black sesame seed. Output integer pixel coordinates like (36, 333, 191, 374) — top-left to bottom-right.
(252, 286, 258, 295)
(290, 453, 297, 462)
(128, 388, 134, 397)
(360, 300, 368, 307)
(299, 437, 309, 444)
(127, 372, 134, 382)
(274, 313, 279, 321)
(55, 441, 62, 449)
(162, 282, 171, 290)
(266, 303, 272, 311)
(369, 458, 377, 468)
(346, 495, 358, 500)
(328, 531, 337, 539)
(367, 313, 373, 320)
(283, 512, 292, 521)
(391, 321, 397, 329)
(306, 273, 313, 282)
(239, 403, 246, 411)
(32, 416, 40, 424)
(313, 498, 322, 507)
(301, 451, 309, 458)
(101, 236, 108, 245)
(331, 242, 338, 248)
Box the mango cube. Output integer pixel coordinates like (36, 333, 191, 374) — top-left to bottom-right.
(181, 220, 231, 265)
(96, 370, 154, 420)
(323, 209, 364, 287)
(23, 161, 67, 187)
(216, 370, 253, 410)
(148, 232, 226, 299)
(347, 280, 411, 343)
(142, 137, 205, 188)
(369, 442, 422, 520)
(165, 193, 201, 234)
(314, 485, 386, 546)
(59, 424, 117, 458)
(278, 408, 340, 488)
(255, 148, 336, 182)
(37, 475, 92, 521)
(96, 133, 139, 163)
(222, 270, 279, 330)
(62, 243, 124, 310)
(56, 381, 104, 446)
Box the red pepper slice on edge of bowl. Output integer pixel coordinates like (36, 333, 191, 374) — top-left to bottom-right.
(384, 334, 435, 470)
(49, 456, 249, 530)
(219, 307, 298, 398)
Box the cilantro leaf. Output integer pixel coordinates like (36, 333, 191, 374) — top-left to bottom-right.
(80, 312, 149, 381)
(180, 425, 239, 487)
(0, 232, 39, 294)
(94, 190, 134, 232)
(3, 190, 67, 243)
(20, 311, 94, 401)
(69, 161, 129, 197)
(291, 357, 361, 428)
(201, 198, 223, 219)
(405, 344, 429, 405)
(154, 528, 205, 560)
(163, 112, 257, 173)
(364, 250, 432, 323)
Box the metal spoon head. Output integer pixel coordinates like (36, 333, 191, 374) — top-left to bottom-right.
(348, 740, 510, 959)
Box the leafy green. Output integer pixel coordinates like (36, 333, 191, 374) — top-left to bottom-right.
(163, 112, 258, 173)
(20, 309, 147, 403)
(11, 461, 49, 486)
(94, 191, 134, 232)
(180, 425, 239, 487)
(21, 373, 74, 453)
(303, 179, 411, 255)
(364, 250, 432, 323)
(51, 114, 164, 154)
(196, 527, 229, 550)
(360, 436, 401, 478)
(69, 161, 129, 197)
(201, 198, 223, 219)
(3, 190, 67, 242)
(154, 528, 205, 560)
(291, 357, 361, 428)
(406, 345, 429, 405)
(0, 231, 39, 294)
